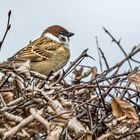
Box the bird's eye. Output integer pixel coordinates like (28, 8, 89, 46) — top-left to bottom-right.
(61, 36, 66, 42)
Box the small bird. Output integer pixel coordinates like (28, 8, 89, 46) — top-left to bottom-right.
(0, 25, 74, 75)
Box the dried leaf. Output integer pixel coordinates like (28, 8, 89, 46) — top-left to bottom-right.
(49, 70, 61, 84)
(128, 71, 140, 91)
(112, 98, 139, 123)
(73, 67, 83, 82)
(46, 126, 62, 140)
(58, 97, 72, 109)
(16, 60, 31, 80)
(81, 68, 93, 79)
(68, 117, 87, 139)
(91, 66, 98, 80)
(1, 91, 13, 102)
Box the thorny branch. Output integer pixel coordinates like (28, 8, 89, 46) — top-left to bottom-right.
(95, 36, 103, 72)
(0, 10, 11, 50)
(103, 27, 133, 70)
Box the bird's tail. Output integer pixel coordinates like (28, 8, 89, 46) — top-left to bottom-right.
(0, 61, 14, 70)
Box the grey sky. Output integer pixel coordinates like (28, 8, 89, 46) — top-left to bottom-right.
(0, 0, 140, 69)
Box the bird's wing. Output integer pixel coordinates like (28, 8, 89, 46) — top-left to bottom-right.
(8, 38, 62, 62)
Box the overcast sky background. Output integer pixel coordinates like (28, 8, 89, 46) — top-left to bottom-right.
(0, 0, 140, 70)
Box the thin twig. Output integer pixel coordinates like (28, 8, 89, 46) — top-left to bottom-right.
(0, 10, 11, 50)
(103, 27, 132, 70)
(95, 36, 103, 72)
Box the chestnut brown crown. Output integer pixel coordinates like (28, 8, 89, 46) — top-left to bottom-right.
(41, 25, 74, 38)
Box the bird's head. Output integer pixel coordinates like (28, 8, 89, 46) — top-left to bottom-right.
(41, 25, 74, 45)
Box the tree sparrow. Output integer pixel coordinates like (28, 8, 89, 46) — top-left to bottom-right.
(0, 25, 74, 75)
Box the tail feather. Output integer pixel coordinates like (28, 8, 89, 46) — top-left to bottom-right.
(0, 61, 14, 70)
(0, 61, 24, 71)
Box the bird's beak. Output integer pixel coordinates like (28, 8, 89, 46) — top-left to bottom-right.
(67, 32, 75, 37)
(61, 32, 74, 37)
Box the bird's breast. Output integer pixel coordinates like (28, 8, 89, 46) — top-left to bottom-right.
(31, 45, 70, 75)
(51, 45, 70, 69)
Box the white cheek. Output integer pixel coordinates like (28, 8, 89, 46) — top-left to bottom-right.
(65, 38, 69, 46)
(59, 35, 69, 46)
(42, 33, 61, 43)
